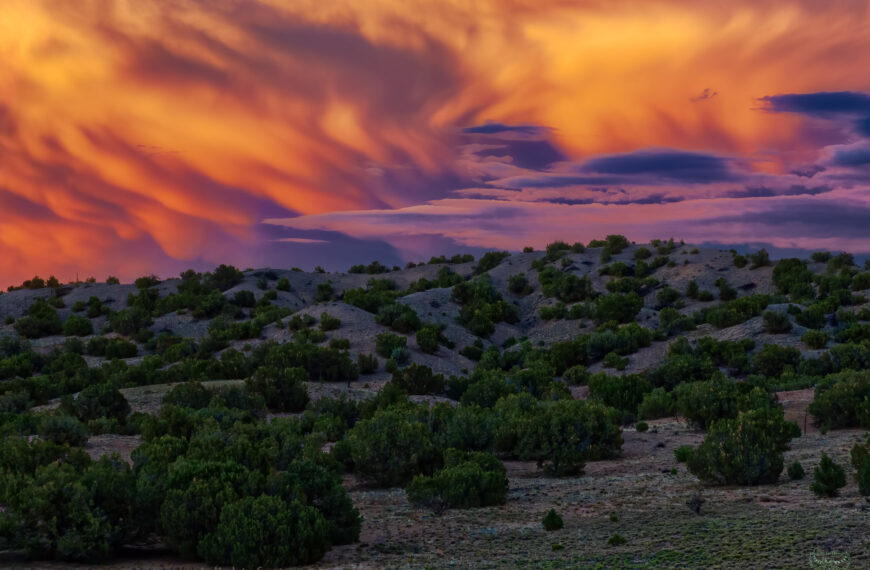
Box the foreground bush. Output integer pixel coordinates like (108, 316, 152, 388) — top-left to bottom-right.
(406, 450, 507, 510)
(0, 452, 137, 562)
(346, 408, 441, 487)
(687, 408, 800, 485)
(197, 495, 329, 568)
(499, 396, 623, 476)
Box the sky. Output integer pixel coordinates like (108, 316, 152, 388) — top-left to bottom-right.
(2, 0, 870, 285)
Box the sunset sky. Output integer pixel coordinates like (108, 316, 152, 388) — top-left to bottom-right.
(2, 0, 870, 285)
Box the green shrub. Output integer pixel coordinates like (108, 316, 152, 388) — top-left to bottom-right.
(0, 453, 137, 562)
(508, 273, 533, 295)
(416, 325, 441, 354)
(856, 441, 870, 496)
(276, 277, 291, 291)
(391, 364, 445, 395)
(266, 458, 361, 545)
(108, 307, 153, 337)
(687, 408, 800, 485)
(14, 299, 62, 338)
(656, 286, 682, 308)
(749, 249, 771, 269)
(787, 461, 805, 480)
(802, 330, 829, 349)
(375, 332, 407, 358)
(245, 366, 310, 412)
(319, 312, 341, 331)
(209, 264, 244, 291)
(357, 353, 378, 374)
(104, 338, 138, 359)
(197, 495, 329, 567)
(674, 445, 693, 463)
(595, 292, 643, 324)
(39, 415, 90, 446)
(164, 381, 214, 409)
(61, 383, 131, 423)
(346, 408, 441, 487)
(715, 278, 737, 301)
(634, 247, 652, 260)
(63, 315, 94, 337)
(608, 533, 627, 546)
(638, 387, 675, 420)
(314, 282, 334, 303)
(810, 453, 846, 497)
(328, 338, 350, 350)
(753, 344, 801, 378)
(563, 365, 590, 385)
(674, 376, 772, 429)
(762, 310, 792, 333)
(635, 421, 649, 432)
(807, 370, 870, 431)
(588, 373, 650, 415)
(542, 509, 564, 531)
(602, 351, 629, 371)
(697, 290, 714, 302)
(406, 450, 508, 510)
(159, 460, 261, 557)
(504, 397, 623, 476)
(474, 251, 510, 274)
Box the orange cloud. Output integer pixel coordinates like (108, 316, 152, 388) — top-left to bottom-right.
(1, 0, 869, 284)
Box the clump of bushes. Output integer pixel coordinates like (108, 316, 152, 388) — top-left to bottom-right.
(687, 408, 800, 485)
(802, 330, 828, 349)
(375, 332, 407, 358)
(345, 408, 442, 487)
(319, 312, 341, 331)
(452, 276, 518, 337)
(245, 366, 310, 412)
(14, 298, 63, 338)
(807, 370, 870, 431)
(61, 383, 131, 424)
(406, 450, 507, 510)
(474, 251, 510, 274)
(508, 273, 533, 295)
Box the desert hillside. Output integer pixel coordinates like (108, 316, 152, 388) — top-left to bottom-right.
(1, 236, 870, 568)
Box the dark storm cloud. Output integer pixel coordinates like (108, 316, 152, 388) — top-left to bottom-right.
(462, 122, 545, 135)
(473, 139, 566, 171)
(578, 148, 738, 183)
(725, 185, 833, 198)
(829, 146, 870, 167)
(760, 91, 870, 116)
(709, 201, 870, 240)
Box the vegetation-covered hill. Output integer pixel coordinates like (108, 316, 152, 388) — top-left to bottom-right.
(1, 236, 869, 568)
